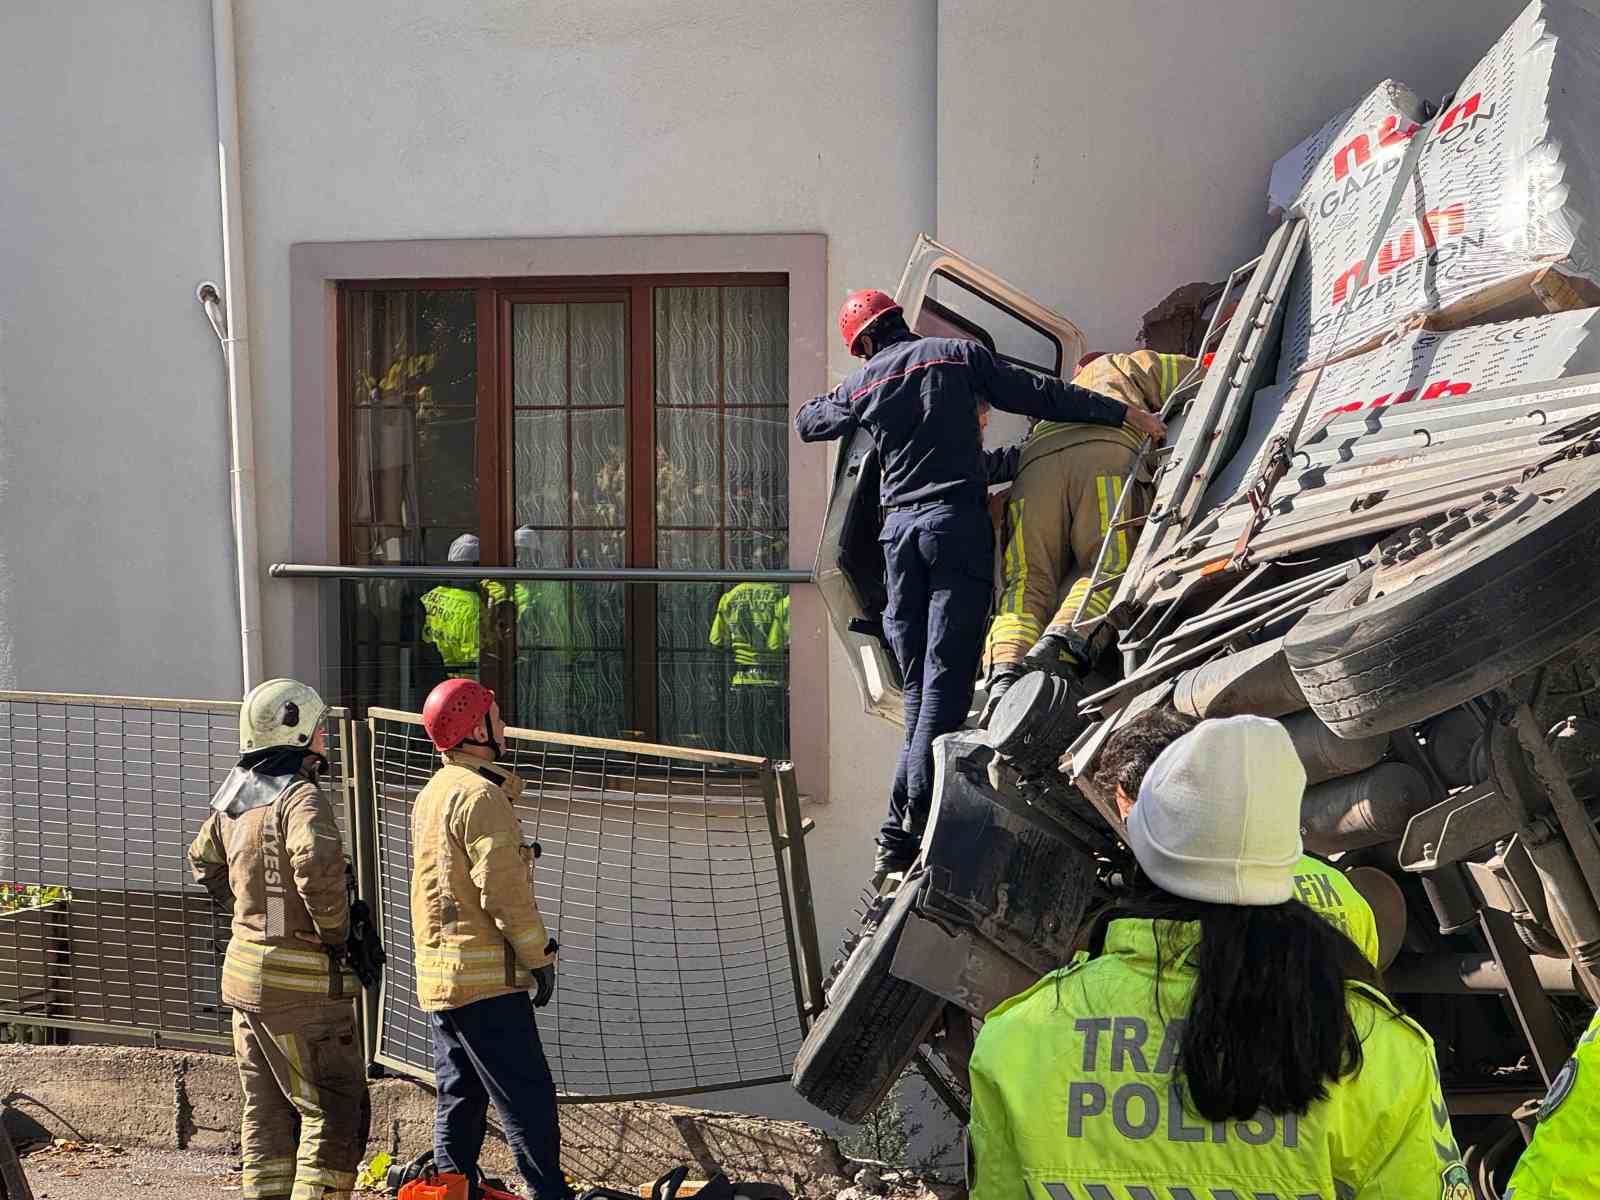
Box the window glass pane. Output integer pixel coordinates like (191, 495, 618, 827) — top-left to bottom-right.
(724, 408, 789, 536)
(654, 287, 719, 406)
(571, 409, 626, 528)
(511, 302, 627, 738)
(512, 303, 566, 407)
(656, 409, 720, 530)
(654, 285, 789, 757)
(344, 289, 477, 564)
(722, 286, 788, 407)
(513, 411, 569, 527)
(570, 303, 627, 408)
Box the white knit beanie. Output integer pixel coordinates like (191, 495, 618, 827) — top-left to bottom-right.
(1126, 714, 1305, 906)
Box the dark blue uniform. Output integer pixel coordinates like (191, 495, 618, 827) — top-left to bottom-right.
(797, 333, 1126, 861)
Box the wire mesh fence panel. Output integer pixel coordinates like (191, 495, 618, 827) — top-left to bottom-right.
(369, 709, 807, 1098)
(0, 693, 351, 1045)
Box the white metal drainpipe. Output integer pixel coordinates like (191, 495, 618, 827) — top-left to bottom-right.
(201, 0, 264, 691)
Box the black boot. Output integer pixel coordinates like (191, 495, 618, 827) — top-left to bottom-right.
(978, 662, 1028, 729)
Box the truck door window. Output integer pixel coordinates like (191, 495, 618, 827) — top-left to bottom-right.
(913, 296, 999, 353)
(927, 271, 1062, 375)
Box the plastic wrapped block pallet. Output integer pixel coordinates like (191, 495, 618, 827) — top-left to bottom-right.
(1206, 307, 1600, 505)
(1273, 0, 1600, 380)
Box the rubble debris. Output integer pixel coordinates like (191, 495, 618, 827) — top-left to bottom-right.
(1137, 281, 1225, 355)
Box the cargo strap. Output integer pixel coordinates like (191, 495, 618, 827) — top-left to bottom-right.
(1228, 94, 1454, 571)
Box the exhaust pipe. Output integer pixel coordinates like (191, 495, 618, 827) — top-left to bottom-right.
(1301, 762, 1431, 854)
(1283, 710, 1389, 784)
(1171, 639, 1307, 720)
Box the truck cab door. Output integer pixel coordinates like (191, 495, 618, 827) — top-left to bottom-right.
(814, 235, 1088, 722)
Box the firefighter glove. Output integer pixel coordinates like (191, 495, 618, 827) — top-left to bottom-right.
(532, 963, 556, 1008)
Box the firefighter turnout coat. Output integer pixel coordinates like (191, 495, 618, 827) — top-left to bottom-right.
(986, 352, 1194, 667)
(189, 770, 357, 1011)
(968, 918, 1469, 1200)
(409, 751, 555, 1011)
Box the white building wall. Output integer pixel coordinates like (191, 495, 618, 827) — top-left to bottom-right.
(0, 0, 237, 698)
(938, 0, 1531, 351)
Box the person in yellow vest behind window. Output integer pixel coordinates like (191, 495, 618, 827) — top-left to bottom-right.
(1504, 1005, 1600, 1198)
(411, 679, 572, 1200)
(710, 581, 789, 688)
(189, 679, 370, 1200)
(968, 716, 1466, 1200)
(421, 534, 492, 678)
(980, 350, 1195, 725)
(1092, 705, 1382, 967)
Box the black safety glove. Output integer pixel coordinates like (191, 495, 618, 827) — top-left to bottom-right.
(532, 964, 556, 1007)
(532, 938, 559, 1007)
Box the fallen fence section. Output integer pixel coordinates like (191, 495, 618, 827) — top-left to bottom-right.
(368, 709, 808, 1099)
(0, 692, 816, 1103)
(0, 693, 354, 1049)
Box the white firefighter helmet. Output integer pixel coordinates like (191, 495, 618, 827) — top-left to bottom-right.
(239, 678, 327, 752)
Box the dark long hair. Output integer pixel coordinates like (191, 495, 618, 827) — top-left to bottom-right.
(1082, 887, 1377, 1121)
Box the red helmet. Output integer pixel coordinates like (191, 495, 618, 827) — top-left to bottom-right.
(1076, 351, 1107, 371)
(422, 679, 496, 752)
(838, 289, 902, 357)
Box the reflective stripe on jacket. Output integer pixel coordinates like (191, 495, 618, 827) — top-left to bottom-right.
(409, 751, 554, 1012)
(1506, 1007, 1600, 1199)
(188, 777, 355, 1013)
(968, 918, 1464, 1200)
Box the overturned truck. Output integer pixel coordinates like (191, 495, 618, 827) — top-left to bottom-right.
(793, 1, 1600, 1186)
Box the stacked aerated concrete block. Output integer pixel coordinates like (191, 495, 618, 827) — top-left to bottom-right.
(1271, 0, 1600, 380)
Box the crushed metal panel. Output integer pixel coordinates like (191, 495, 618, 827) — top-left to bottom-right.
(1144, 373, 1600, 604)
(888, 909, 1037, 1017)
(368, 709, 809, 1098)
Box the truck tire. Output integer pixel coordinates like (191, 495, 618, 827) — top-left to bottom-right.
(790, 879, 946, 1123)
(1284, 466, 1600, 738)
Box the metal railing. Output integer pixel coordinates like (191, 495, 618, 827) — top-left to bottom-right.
(0, 690, 819, 1102)
(0, 693, 354, 1048)
(270, 564, 813, 584)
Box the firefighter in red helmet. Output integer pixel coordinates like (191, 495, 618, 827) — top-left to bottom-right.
(798, 289, 1166, 881)
(409, 679, 572, 1200)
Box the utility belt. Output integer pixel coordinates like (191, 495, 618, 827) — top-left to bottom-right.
(882, 486, 986, 516)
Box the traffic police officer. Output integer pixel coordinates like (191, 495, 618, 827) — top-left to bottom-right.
(969, 717, 1466, 1200)
(796, 289, 1166, 879)
(411, 679, 572, 1200)
(1505, 1006, 1600, 1197)
(420, 534, 494, 677)
(189, 679, 370, 1200)
(1091, 704, 1383, 966)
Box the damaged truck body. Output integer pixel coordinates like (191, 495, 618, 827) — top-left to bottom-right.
(793, 1, 1600, 1184)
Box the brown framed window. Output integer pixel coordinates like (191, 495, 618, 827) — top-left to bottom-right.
(336, 275, 790, 757)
